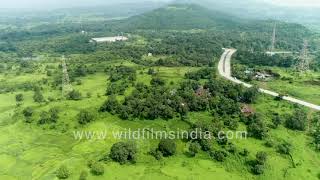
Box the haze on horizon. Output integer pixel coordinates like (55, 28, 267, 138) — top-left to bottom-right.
(1, 0, 320, 9)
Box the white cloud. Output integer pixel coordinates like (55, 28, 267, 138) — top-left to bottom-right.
(266, 0, 320, 7)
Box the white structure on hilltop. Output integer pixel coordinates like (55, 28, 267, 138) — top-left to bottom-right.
(90, 36, 128, 43)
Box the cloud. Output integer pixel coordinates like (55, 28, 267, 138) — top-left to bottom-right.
(266, 0, 320, 7)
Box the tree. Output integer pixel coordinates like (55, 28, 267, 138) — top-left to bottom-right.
(277, 142, 292, 155)
(33, 90, 44, 103)
(49, 107, 59, 123)
(90, 162, 104, 176)
(247, 115, 268, 139)
(110, 141, 137, 164)
(188, 142, 201, 157)
(15, 93, 24, 103)
(150, 77, 165, 86)
(78, 110, 95, 124)
(38, 111, 51, 124)
(252, 164, 265, 175)
(56, 165, 70, 179)
(67, 90, 82, 100)
(23, 107, 33, 118)
(242, 86, 259, 103)
(210, 150, 228, 162)
(158, 139, 176, 157)
(272, 114, 282, 128)
(285, 108, 307, 131)
(256, 151, 267, 165)
(99, 96, 120, 114)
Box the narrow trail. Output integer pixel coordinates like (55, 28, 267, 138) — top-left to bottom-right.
(218, 48, 320, 111)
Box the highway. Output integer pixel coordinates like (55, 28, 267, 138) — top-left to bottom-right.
(218, 48, 320, 111)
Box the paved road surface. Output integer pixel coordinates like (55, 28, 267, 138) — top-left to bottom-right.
(218, 48, 320, 111)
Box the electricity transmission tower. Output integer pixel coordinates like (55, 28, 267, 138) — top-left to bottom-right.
(270, 23, 276, 53)
(61, 56, 73, 96)
(296, 40, 310, 72)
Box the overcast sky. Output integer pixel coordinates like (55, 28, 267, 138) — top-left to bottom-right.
(1, 0, 320, 9)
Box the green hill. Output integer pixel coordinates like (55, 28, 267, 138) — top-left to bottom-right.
(121, 4, 241, 30)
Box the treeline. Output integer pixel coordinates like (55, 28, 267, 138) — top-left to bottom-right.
(235, 51, 299, 68)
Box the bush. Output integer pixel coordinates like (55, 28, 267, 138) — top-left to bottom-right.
(15, 93, 24, 102)
(199, 138, 212, 151)
(78, 110, 95, 125)
(67, 90, 82, 100)
(285, 109, 307, 131)
(99, 96, 120, 114)
(110, 141, 137, 164)
(256, 151, 267, 165)
(239, 148, 249, 157)
(188, 142, 201, 157)
(23, 107, 33, 118)
(79, 170, 88, 180)
(158, 139, 176, 157)
(149, 149, 163, 160)
(150, 77, 165, 86)
(90, 162, 104, 176)
(56, 165, 70, 179)
(210, 150, 228, 162)
(277, 142, 292, 155)
(252, 164, 265, 175)
(33, 90, 45, 103)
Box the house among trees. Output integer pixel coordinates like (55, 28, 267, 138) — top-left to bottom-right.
(241, 104, 254, 116)
(195, 86, 210, 97)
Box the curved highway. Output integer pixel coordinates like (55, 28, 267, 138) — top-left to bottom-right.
(218, 48, 320, 111)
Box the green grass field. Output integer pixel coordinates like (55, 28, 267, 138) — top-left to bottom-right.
(252, 67, 320, 105)
(0, 59, 319, 180)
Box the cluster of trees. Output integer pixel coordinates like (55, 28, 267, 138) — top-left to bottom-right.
(235, 51, 298, 68)
(109, 65, 136, 82)
(185, 68, 216, 80)
(110, 141, 137, 164)
(100, 69, 259, 123)
(250, 151, 268, 175)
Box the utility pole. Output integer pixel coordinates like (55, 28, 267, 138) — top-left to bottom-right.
(296, 40, 310, 73)
(61, 55, 72, 97)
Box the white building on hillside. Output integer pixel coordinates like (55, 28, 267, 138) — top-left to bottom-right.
(90, 36, 128, 43)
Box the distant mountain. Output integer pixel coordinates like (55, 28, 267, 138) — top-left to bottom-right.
(121, 4, 242, 30)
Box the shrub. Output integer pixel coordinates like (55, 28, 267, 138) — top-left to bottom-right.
(210, 150, 228, 162)
(150, 77, 165, 86)
(99, 96, 120, 114)
(158, 139, 176, 157)
(15, 93, 24, 102)
(239, 148, 249, 157)
(67, 90, 82, 100)
(79, 170, 88, 180)
(110, 141, 137, 164)
(90, 162, 104, 176)
(285, 109, 307, 131)
(188, 142, 201, 157)
(256, 151, 267, 165)
(199, 138, 212, 152)
(78, 110, 95, 125)
(23, 107, 33, 118)
(277, 142, 292, 155)
(149, 149, 163, 160)
(252, 164, 265, 175)
(56, 165, 70, 179)
(33, 90, 45, 103)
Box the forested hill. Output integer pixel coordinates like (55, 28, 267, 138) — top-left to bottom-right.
(119, 4, 242, 30)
